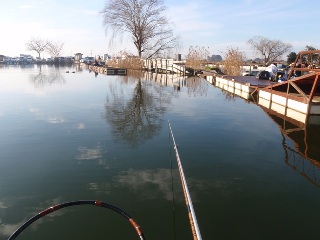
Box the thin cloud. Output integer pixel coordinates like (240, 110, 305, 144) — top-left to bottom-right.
(77, 9, 99, 16)
(168, 2, 223, 34)
(19, 4, 32, 9)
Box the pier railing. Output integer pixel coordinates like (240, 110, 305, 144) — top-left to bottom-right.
(143, 59, 186, 75)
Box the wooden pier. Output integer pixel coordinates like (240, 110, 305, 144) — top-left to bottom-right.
(143, 59, 186, 75)
(259, 50, 320, 125)
(202, 73, 277, 101)
(81, 63, 127, 75)
(202, 54, 320, 125)
(203, 73, 320, 125)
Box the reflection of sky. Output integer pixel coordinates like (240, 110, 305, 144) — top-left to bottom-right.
(0, 68, 108, 125)
(27, 108, 86, 127)
(0, 197, 65, 238)
(112, 168, 243, 203)
(83, 168, 180, 201)
(114, 168, 184, 201)
(0, 221, 23, 238)
(0, 198, 22, 238)
(73, 123, 86, 130)
(76, 145, 102, 160)
(28, 106, 65, 124)
(76, 144, 109, 169)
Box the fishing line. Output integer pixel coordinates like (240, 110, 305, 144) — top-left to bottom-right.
(8, 200, 146, 240)
(169, 127, 177, 240)
(168, 120, 202, 240)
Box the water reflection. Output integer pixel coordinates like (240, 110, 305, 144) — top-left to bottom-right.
(0, 220, 23, 238)
(30, 65, 66, 87)
(28, 107, 65, 124)
(0, 197, 65, 238)
(143, 72, 208, 97)
(143, 72, 185, 88)
(115, 168, 177, 201)
(104, 71, 173, 147)
(88, 69, 98, 78)
(74, 63, 83, 73)
(263, 108, 320, 187)
(76, 145, 102, 161)
(76, 143, 109, 169)
(100, 168, 239, 202)
(184, 77, 208, 97)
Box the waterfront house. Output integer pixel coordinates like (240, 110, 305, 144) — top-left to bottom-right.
(74, 53, 83, 63)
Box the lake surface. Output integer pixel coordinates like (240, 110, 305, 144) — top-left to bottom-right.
(0, 64, 320, 240)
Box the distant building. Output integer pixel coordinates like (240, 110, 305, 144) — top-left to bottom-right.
(210, 54, 222, 62)
(176, 53, 182, 61)
(74, 53, 83, 63)
(104, 53, 111, 60)
(20, 54, 32, 58)
(20, 54, 33, 64)
(0, 55, 4, 63)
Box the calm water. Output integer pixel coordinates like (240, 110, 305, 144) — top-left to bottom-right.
(0, 64, 320, 240)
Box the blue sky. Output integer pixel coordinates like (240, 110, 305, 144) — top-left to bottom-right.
(1, 0, 319, 59)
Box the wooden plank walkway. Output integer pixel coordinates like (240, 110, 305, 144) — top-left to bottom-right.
(81, 63, 127, 75)
(223, 76, 277, 87)
(143, 59, 186, 74)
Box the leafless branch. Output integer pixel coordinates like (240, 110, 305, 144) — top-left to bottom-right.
(46, 41, 64, 58)
(26, 37, 48, 58)
(101, 0, 179, 59)
(247, 36, 292, 65)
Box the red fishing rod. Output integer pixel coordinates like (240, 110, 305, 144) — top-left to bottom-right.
(8, 200, 146, 240)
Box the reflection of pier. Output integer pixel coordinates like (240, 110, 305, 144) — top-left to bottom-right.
(143, 72, 188, 90)
(212, 75, 275, 101)
(284, 144, 320, 188)
(262, 107, 320, 187)
(143, 72, 208, 96)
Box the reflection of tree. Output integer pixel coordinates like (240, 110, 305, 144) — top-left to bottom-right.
(104, 72, 172, 147)
(185, 77, 208, 97)
(30, 65, 66, 87)
(219, 89, 236, 102)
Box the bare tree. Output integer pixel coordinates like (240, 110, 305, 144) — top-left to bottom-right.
(101, 0, 179, 59)
(223, 47, 245, 76)
(46, 41, 64, 58)
(107, 50, 143, 69)
(247, 36, 292, 65)
(185, 46, 210, 74)
(26, 37, 48, 58)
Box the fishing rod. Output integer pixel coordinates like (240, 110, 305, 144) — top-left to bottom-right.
(8, 200, 146, 240)
(168, 121, 202, 240)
